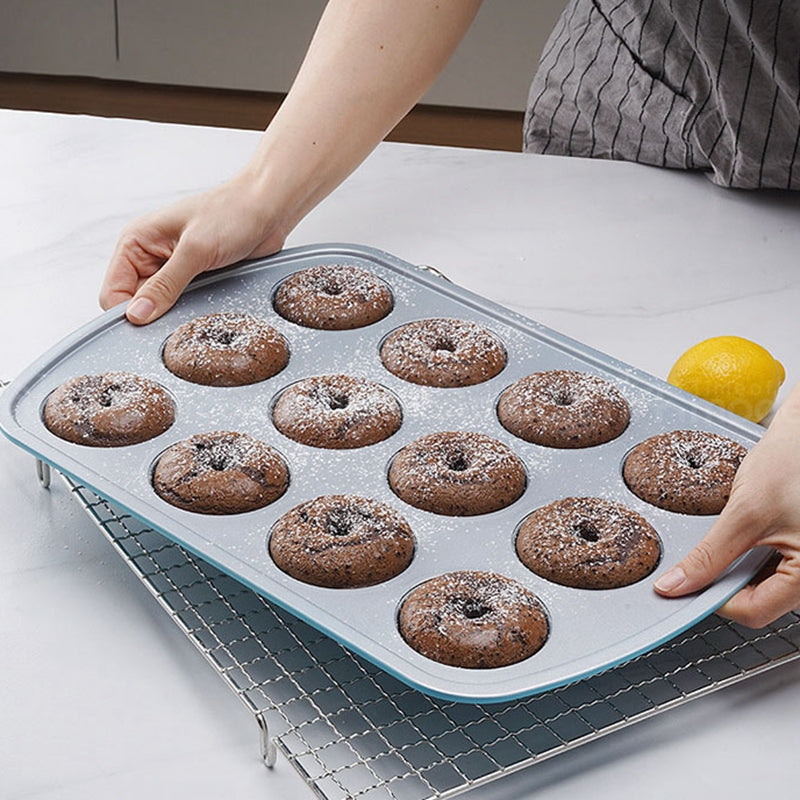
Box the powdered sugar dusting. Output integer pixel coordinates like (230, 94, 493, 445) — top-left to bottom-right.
(163, 312, 289, 386)
(184, 431, 277, 474)
(64, 372, 167, 412)
(502, 370, 626, 411)
(516, 497, 661, 589)
(667, 430, 747, 474)
(398, 431, 520, 481)
(276, 495, 412, 551)
(418, 571, 543, 627)
(273, 374, 402, 448)
(175, 313, 274, 352)
(274, 264, 393, 329)
(44, 371, 175, 446)
(381, 318, 506, 386)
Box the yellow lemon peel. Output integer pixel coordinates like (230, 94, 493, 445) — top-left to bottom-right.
(667, 336, 785, 423)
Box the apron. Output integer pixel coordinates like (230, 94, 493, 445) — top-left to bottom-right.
(524, 0, 800, 189)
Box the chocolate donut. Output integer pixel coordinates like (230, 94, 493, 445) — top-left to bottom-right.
(380, 318, 507, 387)
(497, 370, 630, 448)
(269, 495, 415, 588)
(163, 312, 289, 386)
(623, 429, 748, 515)
(388, 431, 526, 516)
(272, 374, 402, 449)
(153, 431, 289, 514)
(398, 571, 549, 669)
(516, 497, 662, 589)
(43, 372, 174, 447)
(273, 264, 393, 330)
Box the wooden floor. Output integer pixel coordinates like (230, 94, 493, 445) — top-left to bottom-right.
(0, 72, 525, 152)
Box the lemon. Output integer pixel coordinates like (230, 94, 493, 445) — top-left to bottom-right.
(667, 336, 785, 423)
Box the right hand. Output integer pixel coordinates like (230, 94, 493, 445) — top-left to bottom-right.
(99, 172, 289, 324)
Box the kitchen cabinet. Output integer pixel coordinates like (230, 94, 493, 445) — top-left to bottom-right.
(0, 0, 117, 75)
(0, 0, 567, 112)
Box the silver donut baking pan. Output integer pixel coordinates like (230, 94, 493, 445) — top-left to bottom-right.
(0, 243, 770, 703)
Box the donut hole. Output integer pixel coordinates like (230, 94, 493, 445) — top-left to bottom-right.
(684, 450, 706, 469)
(324, 508, 369, 537)
(97, 387, 119, 407)
(203, 326, 237, 346)
(446, 449, 470, 472)
(326, 515, 353, 537)
(552, 389, 575, 406)
(320, 279, 344, 296)
(574, 520, 601, 543)
(194, 441, 233, 472)
(452, 596, 492, 620)
(432, 336, 457, 353)
(328, 392, 350, 411)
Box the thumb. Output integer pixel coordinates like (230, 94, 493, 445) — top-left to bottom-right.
(654, 503, 755, 598)
(125, 240, 202, 325)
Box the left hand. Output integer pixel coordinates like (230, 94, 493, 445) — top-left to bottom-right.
(99, 172, 288, 324)
(654, 383, 800, 628)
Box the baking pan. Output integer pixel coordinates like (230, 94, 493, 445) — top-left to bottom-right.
(0, 243, 770, 702)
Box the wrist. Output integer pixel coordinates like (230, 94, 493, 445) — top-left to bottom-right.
(232, 150, 308, 247)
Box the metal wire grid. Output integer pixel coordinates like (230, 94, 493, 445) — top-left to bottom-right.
(53, 472, 800, 800)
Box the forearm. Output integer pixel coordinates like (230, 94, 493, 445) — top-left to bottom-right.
(243, 0, 484, 235)
(100, 0, 484, 324)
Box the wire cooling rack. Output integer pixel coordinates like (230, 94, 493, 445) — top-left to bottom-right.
(40, 464, 800, 800)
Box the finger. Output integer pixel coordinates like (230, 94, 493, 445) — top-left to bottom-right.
(654, 498, 761, 597)
(717, 559, 800, 628)
(100, 245, 144, 310)
(125, 238, 203, 325)
(99, 230, 171, 310)
(100, 255, 150, 310)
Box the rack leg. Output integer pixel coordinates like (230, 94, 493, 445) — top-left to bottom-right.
(256, 712, 277, 768)
(36, 459, 51, 489)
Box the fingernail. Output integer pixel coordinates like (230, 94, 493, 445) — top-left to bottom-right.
(655, 566, 687, 593)
(126, 296, 155, 323)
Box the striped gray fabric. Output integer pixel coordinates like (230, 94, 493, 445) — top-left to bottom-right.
(523, 0, 800, 189)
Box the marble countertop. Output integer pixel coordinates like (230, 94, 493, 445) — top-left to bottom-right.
(1, 110, 798, 800)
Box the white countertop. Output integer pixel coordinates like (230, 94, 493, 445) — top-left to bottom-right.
(2, 110, 799, 800)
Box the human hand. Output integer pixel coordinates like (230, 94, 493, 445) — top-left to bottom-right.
(99, 172, 288, 324)
(654, 384, 800, 628)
